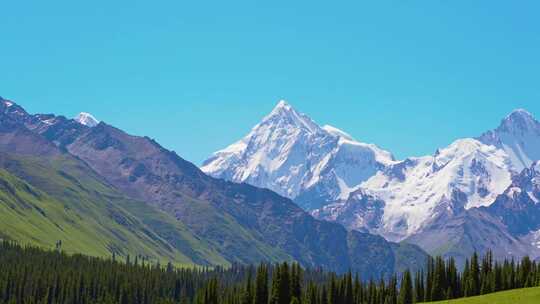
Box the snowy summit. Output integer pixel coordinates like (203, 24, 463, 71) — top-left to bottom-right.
(75, 112, 99, 127)
(201, 100, 395, 209)
(202, 101, 540, 249)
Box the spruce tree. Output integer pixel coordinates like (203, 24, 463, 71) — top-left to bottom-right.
(291, 263, 302, 303)
(255, 264, 269, 304)
(430, 257, 445, 301)
(241, 270, 253, 304)
(470, 252, 480, 296)
(398, 270, 412, 304)
(424, 257, 434, 302)
(413, 270, 424, 303)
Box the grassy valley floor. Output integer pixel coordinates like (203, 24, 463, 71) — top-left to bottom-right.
(424, 287, 540, 304)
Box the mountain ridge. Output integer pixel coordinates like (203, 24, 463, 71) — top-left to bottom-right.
(203, 100, 540, 263)
(0, 96, 427, 277)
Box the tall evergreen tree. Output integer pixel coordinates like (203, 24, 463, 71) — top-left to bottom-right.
(241, 270, 253, 304)
(470, 252, 480, 296)
(398, 270, 412, 304)
(255, 264, 269, 304)
(291, 263, 302, 303)
(430, 257, 445, 301)
(413, 270, 424, 303)
(270, 263, 291, 304)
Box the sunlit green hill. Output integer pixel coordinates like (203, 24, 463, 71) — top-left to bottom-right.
(0, 153, 228, 266)
(424, 287, 540, 304)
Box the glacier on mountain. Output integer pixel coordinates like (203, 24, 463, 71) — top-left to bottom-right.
(202, 100, 540, 259)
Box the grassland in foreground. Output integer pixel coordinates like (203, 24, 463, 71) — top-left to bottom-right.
(423, 287, 540, 304)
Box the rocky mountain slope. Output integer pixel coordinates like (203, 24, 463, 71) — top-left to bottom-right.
(0, 96, 427, 277)
(485, 161, 540, 248)
(0, 99, 225, 266)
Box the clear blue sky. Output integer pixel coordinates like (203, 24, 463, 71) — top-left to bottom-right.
(2, 1, 540, 164)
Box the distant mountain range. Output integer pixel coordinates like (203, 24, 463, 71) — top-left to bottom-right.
(203, 100, 540, 265)
(0, 96, 427, 278)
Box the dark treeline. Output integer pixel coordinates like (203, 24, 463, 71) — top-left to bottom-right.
(0, 241, 539, 304)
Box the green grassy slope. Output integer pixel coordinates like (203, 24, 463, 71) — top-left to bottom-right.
(424, 287, 540, 304)
(0, 153, 228, 266)
(157, 189, 293, 265)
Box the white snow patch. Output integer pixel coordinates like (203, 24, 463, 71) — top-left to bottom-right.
(323, 125, 354, 141)
(75, 112, 99, 127)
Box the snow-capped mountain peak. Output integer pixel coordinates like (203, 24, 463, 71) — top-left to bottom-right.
(478, 109, 540, 171)
(203, 105, 540, 260)
(75, 112, 99, 127)
(500, 109, 539, 133)
(259, 100, 322, 135)
(202, 100, 394, 208)
(274, 99, 291, 111)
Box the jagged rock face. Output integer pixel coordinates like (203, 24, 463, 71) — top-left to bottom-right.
(0, 99, 62, 157)
(312, 189, 385, 233)
(202, 100, 395, 210)
(487, 162, 540, 236)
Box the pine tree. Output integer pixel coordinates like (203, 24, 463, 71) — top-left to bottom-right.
(270, 263, 291, 304)
(291, 263, 302, 303)
(424, 257, 434, 302)
(241, 270, 253, 304)
(280, 263, 292, 304)
(320, 286, 328, 304)
(328, 275, 337, 304)
(446, 257, 458, 299)
(430, 257, 445, 301)
(344, 271, 354, 304)
(462, 259, 471, 297)
(413, 270, 424, 303)
(305, 282, 318, 304)
(470, 252, 480, 296)
(255, 264, 269, 304)
(386, 275, 397, 304)
(398, 270, 412, 304)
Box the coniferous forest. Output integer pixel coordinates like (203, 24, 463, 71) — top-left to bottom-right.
(0, 241, 539, 304)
